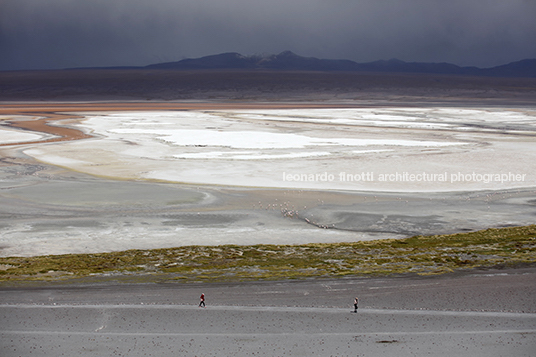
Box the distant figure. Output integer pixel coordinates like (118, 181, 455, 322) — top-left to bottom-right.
(199, 293, 205, 308)
(353, 297, 359, 313)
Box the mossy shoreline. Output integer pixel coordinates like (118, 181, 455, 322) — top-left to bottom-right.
(1, 225, 535, 285)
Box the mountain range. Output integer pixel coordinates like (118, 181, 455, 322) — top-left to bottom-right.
(142, 51, 536, 78)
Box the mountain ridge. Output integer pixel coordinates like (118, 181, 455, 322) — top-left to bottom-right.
(142, 51, 536, 78)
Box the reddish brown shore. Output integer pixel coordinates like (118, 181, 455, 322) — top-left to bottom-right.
(0, 102, 360, 147)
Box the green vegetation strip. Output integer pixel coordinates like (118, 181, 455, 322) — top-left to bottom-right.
(1, 225, 535, 284)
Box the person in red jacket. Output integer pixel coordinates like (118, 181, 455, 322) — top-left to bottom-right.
(199, 293, 205, 308)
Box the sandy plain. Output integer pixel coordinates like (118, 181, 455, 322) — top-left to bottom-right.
(1, 268, 535, 356)
(1, 70, 536, 355)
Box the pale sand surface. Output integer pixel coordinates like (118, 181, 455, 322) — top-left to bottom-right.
(1, 268, 535, 356)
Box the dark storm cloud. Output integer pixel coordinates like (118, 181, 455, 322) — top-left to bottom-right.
(1, 0, 535, 70)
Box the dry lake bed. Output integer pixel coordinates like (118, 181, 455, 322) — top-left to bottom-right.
(1, 103, 535, 257)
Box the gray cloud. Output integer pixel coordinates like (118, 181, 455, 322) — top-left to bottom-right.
(1, 0, 535, 70)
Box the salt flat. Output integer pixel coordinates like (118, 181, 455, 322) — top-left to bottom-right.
(1, 104, 535, 257)
(0, 128, 43, 144)
(0, 116, 46, 144)
(23, 107, 536, 192)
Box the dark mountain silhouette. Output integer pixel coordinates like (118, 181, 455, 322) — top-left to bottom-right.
(147, 52, 258, 70)
(145, 51, 536, 77)
(480, 59, 536, 78)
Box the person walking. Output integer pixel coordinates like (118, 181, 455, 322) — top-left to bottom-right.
(199, 293, 205, 308)
(353, 297, 359, 313)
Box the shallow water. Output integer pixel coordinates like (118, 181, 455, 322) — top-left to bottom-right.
(1, 105, 535, 256)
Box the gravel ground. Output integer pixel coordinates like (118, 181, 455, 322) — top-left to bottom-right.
(1, 267, 535, 356)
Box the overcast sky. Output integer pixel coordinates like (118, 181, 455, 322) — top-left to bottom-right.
(1, 0, 535, 71)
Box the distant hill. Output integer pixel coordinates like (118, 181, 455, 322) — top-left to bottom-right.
(144, 51, 536, 78)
